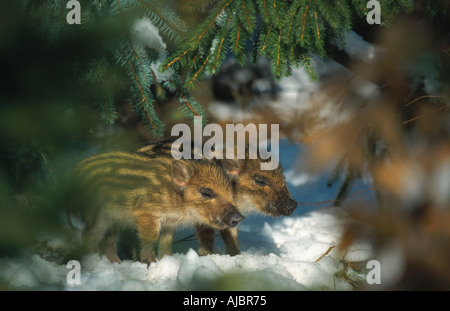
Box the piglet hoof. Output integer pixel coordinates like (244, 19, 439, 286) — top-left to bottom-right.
(139, 253, 156, 267)
(226, 248, 241, 256)
(143, 258, 155, 268)
(198, 247, 213, 256)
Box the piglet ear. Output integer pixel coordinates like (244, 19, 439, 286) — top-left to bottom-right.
(171, 160, 194, 187)
(220, 158, 244, 177)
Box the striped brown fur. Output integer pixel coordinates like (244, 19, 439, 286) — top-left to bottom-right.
(137, 140, 297, 257)
(73, 150, 243, 264)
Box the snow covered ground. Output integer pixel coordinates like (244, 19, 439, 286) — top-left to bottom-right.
(0, 33, 378, 290)
(0, 208, 372, 291)
(0, 140, 374, 291)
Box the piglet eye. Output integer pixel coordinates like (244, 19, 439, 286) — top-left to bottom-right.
(253, 175, 269, 187)
(200, 187, 215, 199)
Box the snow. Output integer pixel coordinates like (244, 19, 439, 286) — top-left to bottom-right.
(133, 18, 167, 52)
(150, 58, 173, 83)
(0, 30, 380, 291)
(0, 140, 374, 290)
(0, 207, 371, 291)
(340, 31, 376, 62)
(0, 141, 374, 291)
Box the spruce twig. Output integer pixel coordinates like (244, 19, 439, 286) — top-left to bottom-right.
(315, 246, 335, 263)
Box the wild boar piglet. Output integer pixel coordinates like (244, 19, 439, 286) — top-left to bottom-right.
(73, 151, 244, 264)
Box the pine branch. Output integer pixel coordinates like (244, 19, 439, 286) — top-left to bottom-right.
(300, 0, 311, 44)
(162, 47, 192, 70)
(117, 47, 161, 134)
(188, 55, 211, 87)
(165, 77, 207, 121)
(314, 10, 320, 43)
(275, 28, 282, 77)
(271, 0, 282, 27)
(182, 0, 219, 14)
(137, 0, 186, 39)
(257, 0, 269, 23)
(259, 24, 272, 54)
(179, 95, 201, 117)
(98, 96, 118, 124)
(211, 11, 233, 72)
(231, 20, 246, 65)
(195, 0, 234, 44)
(32, 0, 434, 135)
(237, 0, 255, 32)
(162, 0, 233, 72)
(287, 0, 302, 44)
(300, 54, 317, 81)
